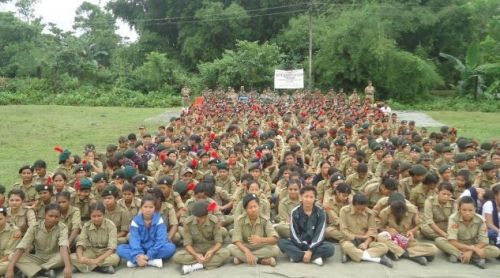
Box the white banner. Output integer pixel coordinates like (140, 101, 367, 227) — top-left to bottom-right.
(274, 69, 304, 89)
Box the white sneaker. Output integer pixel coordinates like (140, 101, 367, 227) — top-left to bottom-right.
(127, 261, 137, 268)
(312, 257, 323, 266)
(148, 259, 163, 268)
(182, 263, 203, 275)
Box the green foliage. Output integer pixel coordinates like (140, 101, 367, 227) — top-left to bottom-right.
(198, 40, 283, 90)
(389, 96, 500, 113)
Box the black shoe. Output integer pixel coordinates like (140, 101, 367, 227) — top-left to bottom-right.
(96, 266, 115, 274)
(471, 258, 486, 269)
(425, 256, 435, 263)
(48, 270, 56, 278)
(400, 250, 410, 258)
(380, 255, 393, 268)
(72, 266, 79, 273)
(387, 252, 399, 261)
(408, 256, 428, 266)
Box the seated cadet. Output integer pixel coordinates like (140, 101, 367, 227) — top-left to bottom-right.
(278, 186, 334, 266)
(0, 207, 22, 276)
(173, 200, 230, 274)
(117, 195, 176, 268)
(157, 176, 186, 219)
(339, 193, 392, 267)
(228, 194, 280, 266)
(148, 187, 179, 244)
(6, 189, 36, 235)
(274, 179, 301, 239)
(71, 202, 120, 274)
(117, 184, 142, 222)
(215, 162, 238, 196)
(453, 169, 472, 200)
(5, 204, 72, 278)
(154, 159, 178, 184)
(399, 164, 427, 198)
(56, 192, 81, 249)
(410, 174, 438, 212)
(52, 173, 76, 200)
(181, 182, 225, 225)
(318, 172, 344, 204)
(101, 186, 129, 244)
(33, 160, 52, 185)
(132, 174, 149, 199)
(420, 182, 455, 240)
(72, 178, 94, 222)
(91, 173, 108, 203)
(482, 184, 500, 247)
(34, 184, 55, 221)
(248, 163, 272, 199)
(173, 181, 190, 204)
(366, 176, 399, 210)
(323, 182, 351, 242)
(233, 180, 271, 220)
(377, 193, 438, 265)
(476, 162, 498, 190)
(13, 165, 37, 206)
(345, 163, 371, 193)
(435, 196, 500, 269)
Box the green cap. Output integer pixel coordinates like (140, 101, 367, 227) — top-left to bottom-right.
(124, 149, 136, 159)
(217, 162, 228, 171)
(454, 153, 467, 163)
(482, 162, 496, 171)
(192, 200, 209, 217)
(59, 149, 71, 164)
(35, 184, 52, 193)
(112, 170, 125, 179)
(78, 178, 93, 190)
(101, 185, 119, 197)
(438, 164, 452, 174)
(123, 166, 137, 180)
(92, 173, 108, 183)
(173, 181, 188, 195)
(410, 164, 427, 176)
(132, 174, 148, 184)
(480, 142, 493, 151)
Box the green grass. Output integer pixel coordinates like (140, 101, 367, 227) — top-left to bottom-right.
(426, 111, 500, 142)
(0, 105, 178, 187)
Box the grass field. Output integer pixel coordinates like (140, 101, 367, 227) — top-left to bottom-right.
(426, 111, 500, 143)
(0, 105, 177, 187)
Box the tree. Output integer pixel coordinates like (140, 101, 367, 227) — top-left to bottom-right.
(198, 40, 283, 90)
(440, 42, 500, 100)
(15, 0, 39, 23)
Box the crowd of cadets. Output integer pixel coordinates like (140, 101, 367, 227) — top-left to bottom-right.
(1, 89, 500, 278)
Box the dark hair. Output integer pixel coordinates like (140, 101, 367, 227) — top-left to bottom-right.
(243, 193, 260, 209)
(422, 174, 439, 185)
(33, 160, 47, 169)
(141, 195, 157, 207)
(335, 183, 352, 194)
(246, 180, 261, 190)
(45, 203, 61, 214)
(456, 170, 472, 189)
(89, 202, 106, 215)
(287, 178, 302, 189)
(148, 187, 166, 203)
(8, 189, 25, 200)
(352, 193, 369, 206)
(381, 178, 398, 192)
(300, 185, 317, 196)
(55, 191, 71, 201)
(458, 196, 476, 208)
(493, 184, 500, 196)
(123, 184, 136, 194)
(437, 182, 454, 194)
(390, 200, 407, 225)
(52, 172, 67, 181)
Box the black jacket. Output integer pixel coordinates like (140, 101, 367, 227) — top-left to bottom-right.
(290, 204, 326, 252)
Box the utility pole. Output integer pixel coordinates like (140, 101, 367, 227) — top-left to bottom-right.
(308, 0, 313, 91)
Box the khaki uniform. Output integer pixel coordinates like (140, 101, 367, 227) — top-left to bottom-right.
(0, 223, 22, 275)
(7, 207, 36, 235)
(72, 196, 94, 222)
(33, 173, 53, 187)
(233, 197, 271, 220)
(54, 186, 76, 200)
(374, 163, 391, 179)
(15, 220, 69, 278)
(368, 156, 382, 175)
(316, 179, 329, 203)
(117, 197, 141, 223)
(166, 191, 185, 214)
(435, 213, 500, 259)
(345, 173, 370, 193)
(477, 177, 497, 190)
(229, 162, 245, 181)
(339, 205, 388, 261)
(173, 215, 230, 269)
(182, 198, 224, 225)
(323, 195, 349, 241)
(34, 197, 56, 221)
(460, 167, 482, 182)
(377, 205, 438, 258)
(420, 196, 454, 240)
(274, 197, 300, 239)
(70, 219, 120, 272)
(409, 184, 436, 212)
(159, 202, 181, 244)
(228, 213, 280, 262)
(60, 206, 81, 237)
(53, 165, 75, 184)
(12, 182, 37, 204)
(216, 176, 237, 195)
(399, 177, 421, 198)
(364, 183, 384, 208)
(104, 206, 129, 244)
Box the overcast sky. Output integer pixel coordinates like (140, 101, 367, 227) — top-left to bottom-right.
(0, 0, 138, 41)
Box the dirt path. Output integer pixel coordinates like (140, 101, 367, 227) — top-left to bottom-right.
(395, 110, 445, 127)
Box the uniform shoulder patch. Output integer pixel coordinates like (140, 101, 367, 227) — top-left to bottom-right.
(451, 223, 459, 229)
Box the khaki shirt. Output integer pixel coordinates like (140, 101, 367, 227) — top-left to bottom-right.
(232, 213, 278, 250)
(159, 202, 178, 227)
(77, 218, 117, 253)
(447, 212, 488, 245)
(477, 177, 497, 190)
(368, 156, 382, 174)
(216, 176, 237, 195)
(165, 191, 185, 213)
(323, 195, 350, 227)
(277, 197, 300, 223)
(34, 197, 57, 221)
(400, 177, 421, 198)
(374, 163, 391, 179)
(53, 165, 75, 184)
(409, 184, 436, 212)
(72, 194, 95, 221)
(0, 223, 22, 257)
(345, 173, 370, 193)
(182, 197, 224, 224)
(117, 197, 142, 223)
(234, 197, 271, 220)
(60, 206, 81, 233)
(105, 206, 129, 233)
(16, 220, 69, 255)
(378, 203, 419, 234)
(7, 207, 36, 234)
(182, 214, 222, 249)
(339, 205, 377, 241)
(12, 181, 37, 204)
(422, 196, 454, 231)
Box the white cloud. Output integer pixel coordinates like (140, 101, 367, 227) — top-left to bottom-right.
(0, 0, 138, 42)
